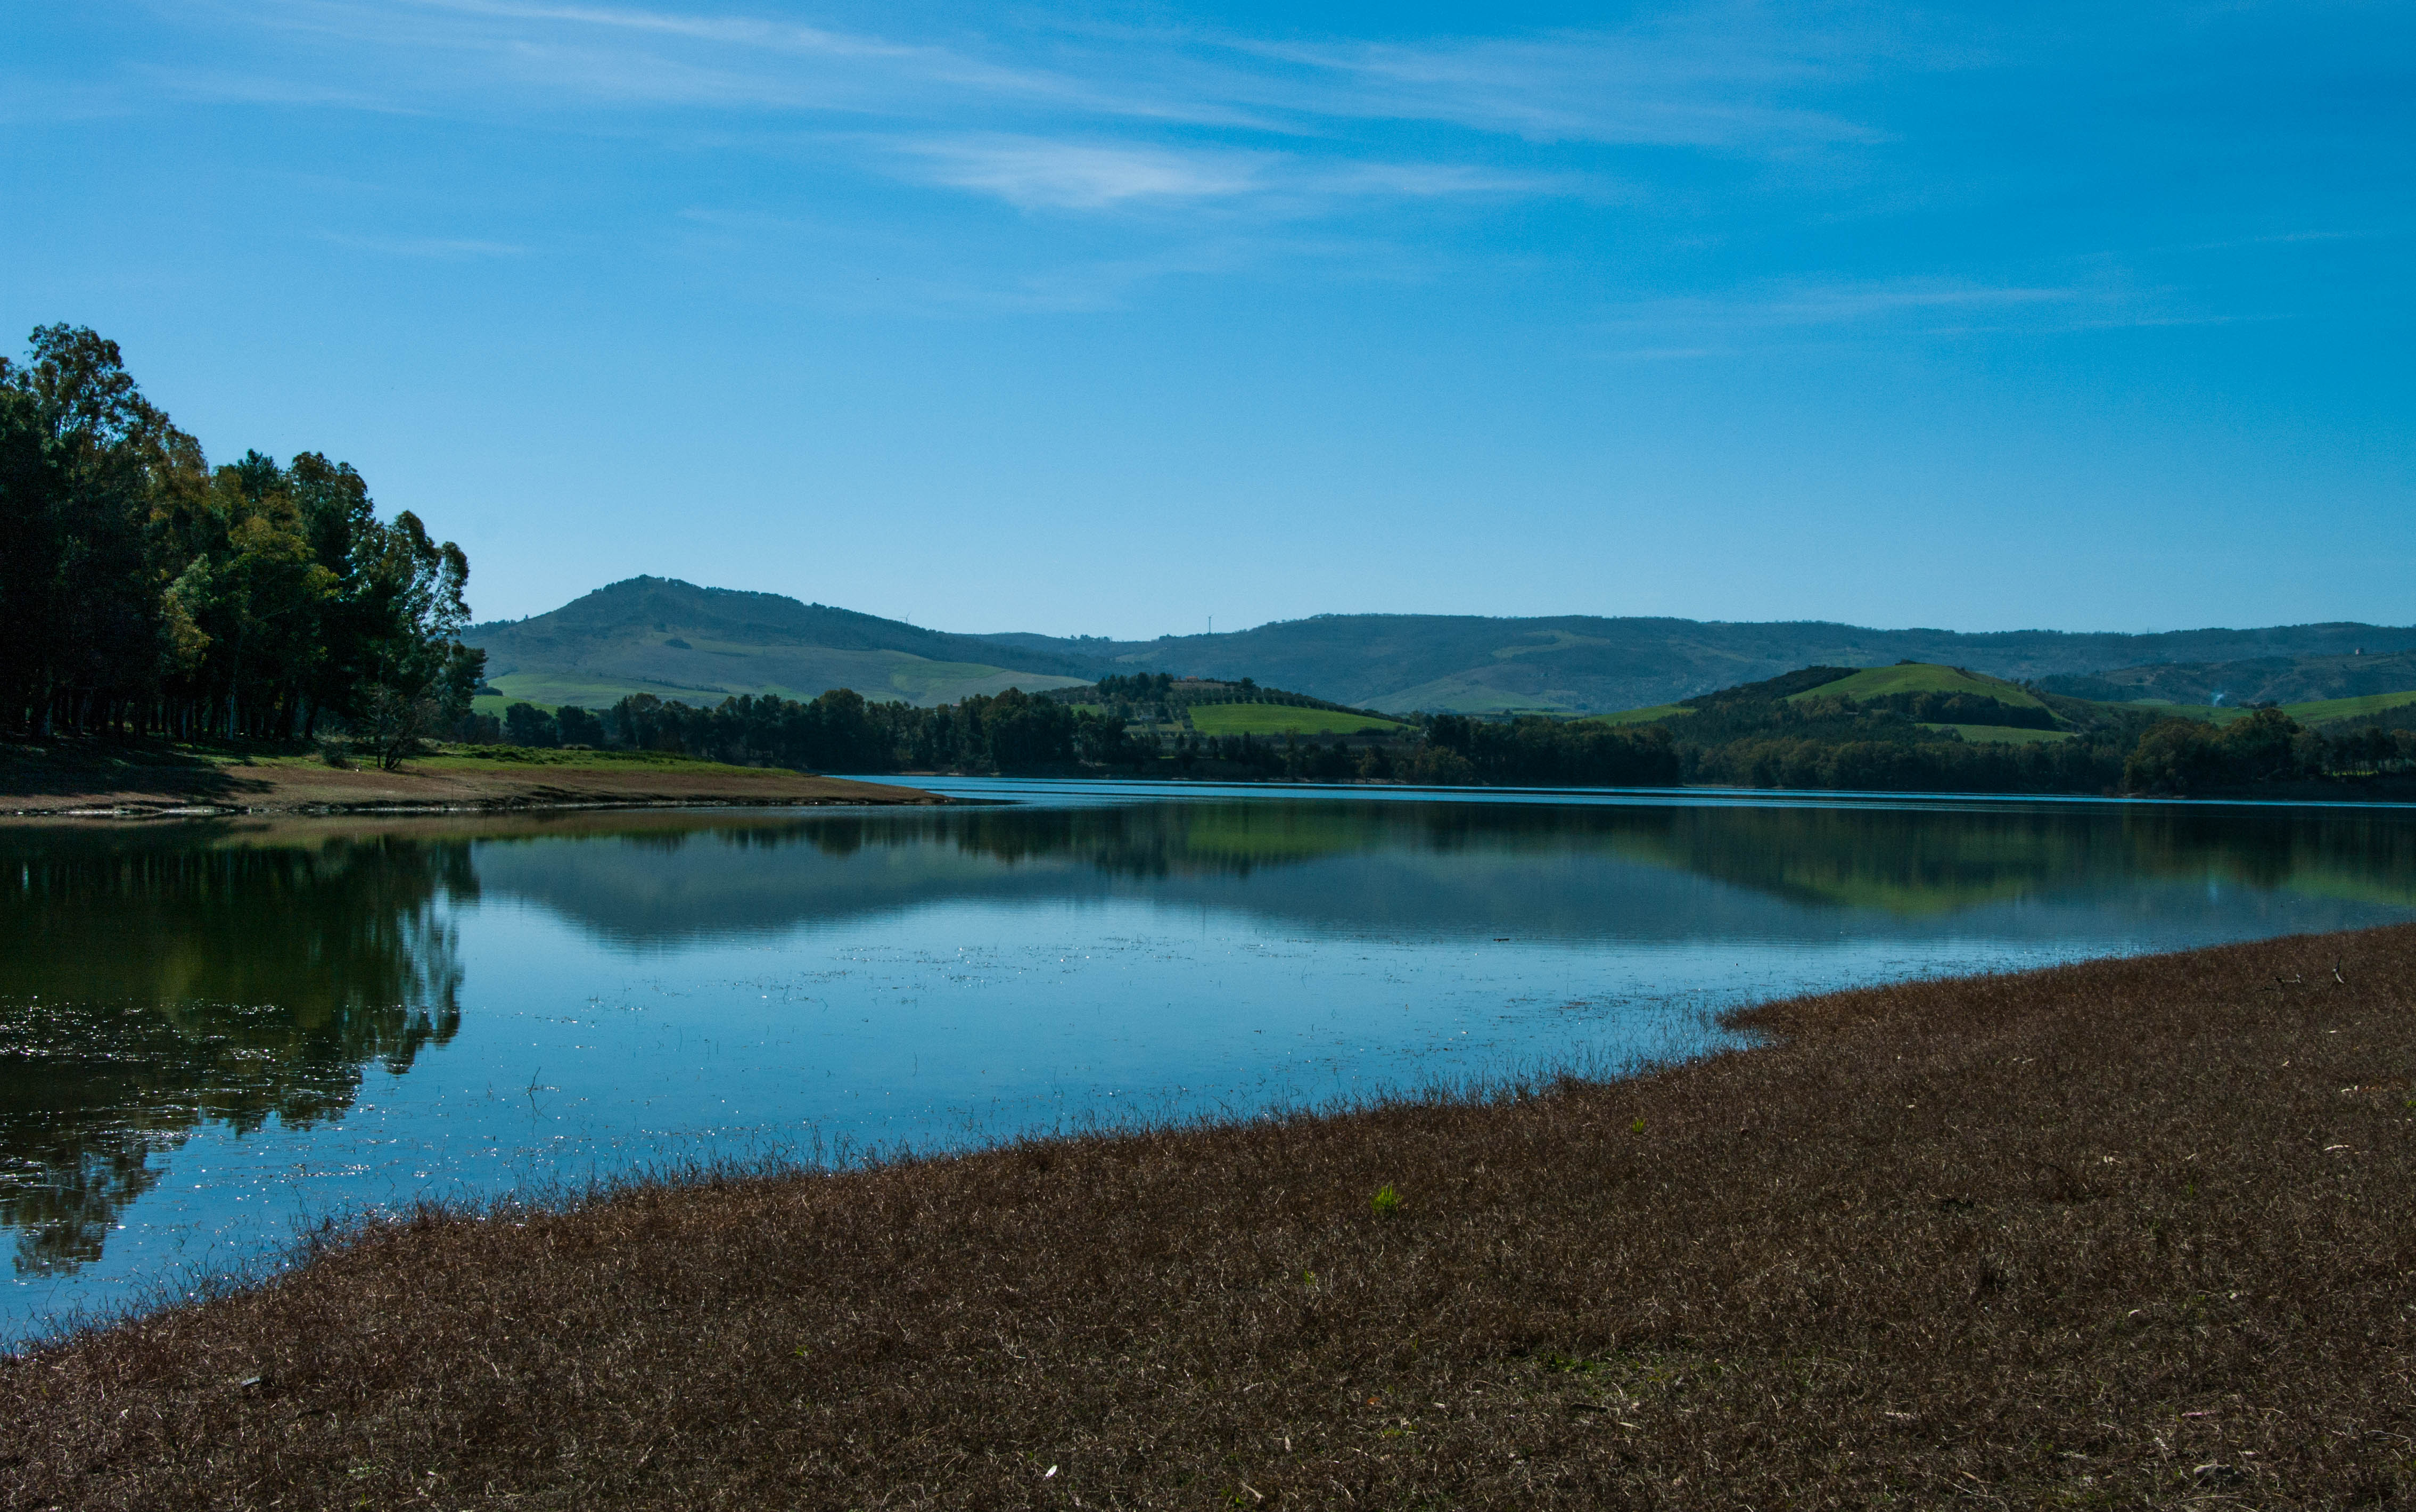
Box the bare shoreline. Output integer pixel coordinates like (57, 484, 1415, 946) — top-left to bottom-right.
(0, 743, 944, 818)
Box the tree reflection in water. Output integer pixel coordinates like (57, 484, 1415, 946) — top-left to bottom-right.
(0, 829, 468, 1273)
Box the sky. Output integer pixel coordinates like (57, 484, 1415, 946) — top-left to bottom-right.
(5, 1, 2410, 637)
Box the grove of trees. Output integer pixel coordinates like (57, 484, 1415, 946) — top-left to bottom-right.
(470, 676, 2416, 798)
(0, 326, 482, 762)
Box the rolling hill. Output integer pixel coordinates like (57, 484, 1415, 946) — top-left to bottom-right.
(1776, 663, 2052, 710)
(465, 578, 2416, 718)
(981, 616, 2416, 716)
(2036, 649, 2416, 710)
(464, 578, 1104, 711)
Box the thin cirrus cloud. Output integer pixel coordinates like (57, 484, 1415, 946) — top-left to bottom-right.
(885, 136, 1576, 213)
(264, 0, 1275, 125)
(889, 137, 1272, 211)
(368, 0, 1861, 144)
(226, 0, 1882, 163)
(1218, 28, 1887, 148)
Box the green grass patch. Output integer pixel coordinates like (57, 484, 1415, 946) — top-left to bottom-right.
(1786, 663, 2048, 709)
(1185, 703, 1410, 737)
(1369, 673, 1579, 715)
(882, 660, 1091, 700)
(1918, 722, 2076, 745)
(1585, 703, 1697, 727)
(478, 671, 705, 713)
(2282, 689, 2416, 726)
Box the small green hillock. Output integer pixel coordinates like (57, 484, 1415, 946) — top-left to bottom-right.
(1781, 662, 2051, 711)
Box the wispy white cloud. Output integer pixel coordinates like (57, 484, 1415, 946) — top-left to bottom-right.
(881, 136, 1579, 213)
(135, 0, 1919, 305)
(890, 137, 1270, 211)
(1220, 26, 1884, 148)
(201, 0, 1888, 163)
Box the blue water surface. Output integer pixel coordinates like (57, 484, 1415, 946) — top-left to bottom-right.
(4, 780, 2412, 1341)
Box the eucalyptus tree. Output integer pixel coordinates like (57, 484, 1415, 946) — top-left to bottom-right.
(0, 325, 481, 745)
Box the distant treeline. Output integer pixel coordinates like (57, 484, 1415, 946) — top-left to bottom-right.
(480, 688, 1679, 787)
(1688, 734, 2126, 794)
(480, 689, 1095, 774)
(481, 687, 1402, 778)
(459, 655, 2416, 798)
(1421, 716, 1681, 787)
(1664, 673, 2416, 796)
(2121, 709, 2416, 795)
(1066, 671, 1396, 727)
(1, 326, 480, 758)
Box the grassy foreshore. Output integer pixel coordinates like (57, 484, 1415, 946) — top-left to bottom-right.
(0, 739, 940, 815)
(8, 928, 2416, 1508)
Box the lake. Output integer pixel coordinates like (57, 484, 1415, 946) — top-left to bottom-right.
(6, 779, 2415, 1342)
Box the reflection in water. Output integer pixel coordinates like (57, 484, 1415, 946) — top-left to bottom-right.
(2, 790, 2413, 1293)
(0, 833, 466, 1272)
(463, 799, 2416, 942)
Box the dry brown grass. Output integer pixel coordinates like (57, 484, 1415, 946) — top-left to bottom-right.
(7, 927, 2416, 1509)
(0, 738, 938, 815)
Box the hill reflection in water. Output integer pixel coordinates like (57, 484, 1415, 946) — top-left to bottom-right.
(462, 796, 2416, 943)
(3, 789, 2412, 1321)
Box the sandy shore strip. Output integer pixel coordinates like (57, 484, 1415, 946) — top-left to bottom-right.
(1, 745, 944, 816)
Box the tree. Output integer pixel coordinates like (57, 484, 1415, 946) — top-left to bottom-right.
(0, 326, 481, 746)
(0, 325, 207, 735)
(502, 702, 560, 747)
(349, 511, 481, 766)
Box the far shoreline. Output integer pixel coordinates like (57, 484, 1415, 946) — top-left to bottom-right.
(0, 741, 946, 818)
(12, 734, 2416, 819)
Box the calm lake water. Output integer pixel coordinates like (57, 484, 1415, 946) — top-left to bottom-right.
(6, 779, 2415, 1341)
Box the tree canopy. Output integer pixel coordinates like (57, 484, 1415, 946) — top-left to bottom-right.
(0, 325, 480, 755)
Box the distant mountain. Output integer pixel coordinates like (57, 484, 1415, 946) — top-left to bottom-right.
(979, 616, 2416, 716)
(2037, 649, 2416, 709)
(465, 579, 2416, 717)
(463, 577, 1104, 710)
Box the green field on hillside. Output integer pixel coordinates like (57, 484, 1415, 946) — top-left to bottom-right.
(1585, 703, 1696, 726)
(1185, 703, 1410, 737)
(474, 672, 688, 715)
(1360, 672, 1579, 716)
(2089, 692, 2416, 727)
(469, 655, 1088, 718)
(2282, 688, 2416, 726)
(2102, 700, 2242, 724)
(1919, 722, 2076, 745)
(1787, 663, 2049, 709)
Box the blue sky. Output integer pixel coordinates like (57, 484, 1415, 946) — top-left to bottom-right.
(6, 1, 2410, 636)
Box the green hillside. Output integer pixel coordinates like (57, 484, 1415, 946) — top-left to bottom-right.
(2083, 690, 2416, 729)
(2039, 648, 2416, 709)
(980, 614, 2416, 716)
(1920, 722, 2075, 745)
(1186, 704, 1410, 737)
(1589, 703, 1695, 726)
(464, 578, 1100, 711)
(472, 578, 2416, 719)
(1783, 663, 2051, 710)
(1588, 664, 2051, 727)
(2283, 688, 2416, 726)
